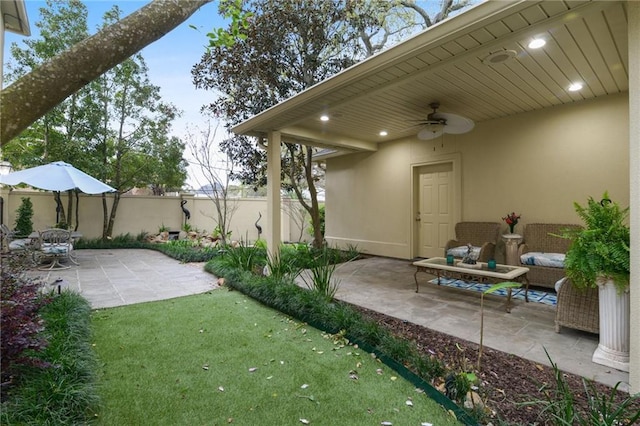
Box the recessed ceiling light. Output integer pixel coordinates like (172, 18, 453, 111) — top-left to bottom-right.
(379, 131, 388, 136)
(320, 115, 329, 121)
(528, 38, 546, 49)
(568, 82, 583, 92)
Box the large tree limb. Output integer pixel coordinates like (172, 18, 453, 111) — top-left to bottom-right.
(1, 0, 212, 145)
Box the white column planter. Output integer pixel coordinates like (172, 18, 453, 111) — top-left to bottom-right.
(592, 276, 630, 371)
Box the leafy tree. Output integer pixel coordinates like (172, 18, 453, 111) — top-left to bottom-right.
(1, 0, 213, 144)
(146, 134, 189, 196)
(194, 0, 371, 248)
(355, 0, 473, 56)
(92, 6, 187, 239)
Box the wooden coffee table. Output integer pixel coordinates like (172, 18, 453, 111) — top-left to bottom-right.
(413, 257, 530, 312)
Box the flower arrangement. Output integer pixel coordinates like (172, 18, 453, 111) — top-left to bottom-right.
(502, 212, 521, 234)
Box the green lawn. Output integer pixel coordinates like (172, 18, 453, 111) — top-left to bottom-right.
(92, 289, 461, 425)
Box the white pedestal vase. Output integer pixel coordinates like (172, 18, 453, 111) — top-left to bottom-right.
(592, 277, 630, 372)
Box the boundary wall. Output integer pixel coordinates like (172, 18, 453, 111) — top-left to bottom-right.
(0, 190, 310, 244)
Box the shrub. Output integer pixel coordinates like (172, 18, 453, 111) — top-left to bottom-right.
(1, 255, 51, 381)
(14, 197, 34, 237)
(1, 291, 99, 424)
(300, 250, 340, 301)
(75, 234, 220, 263)
(265, 252, 301, 283)
(215, 243, 266, 274)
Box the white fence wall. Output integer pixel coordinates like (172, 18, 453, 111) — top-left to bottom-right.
(1, 189, 311, 243)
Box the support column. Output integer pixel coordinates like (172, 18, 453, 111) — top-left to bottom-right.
(266, 131, 281, 260)
(628, 0, 639, 394)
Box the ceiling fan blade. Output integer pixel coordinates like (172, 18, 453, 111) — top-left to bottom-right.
(439, 113, 475, 134)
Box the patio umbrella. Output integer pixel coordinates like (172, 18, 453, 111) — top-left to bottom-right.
(0, 161, 115, 194)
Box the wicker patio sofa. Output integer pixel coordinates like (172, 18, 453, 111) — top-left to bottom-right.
(444, 222, 501, 262)
(517, 223, 582, 289)
(555, 278, 599, 334)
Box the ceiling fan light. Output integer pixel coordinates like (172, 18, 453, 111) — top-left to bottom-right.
(418, 124, 444, 140)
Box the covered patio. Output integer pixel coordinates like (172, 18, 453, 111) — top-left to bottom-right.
(231, 0, 639, 391)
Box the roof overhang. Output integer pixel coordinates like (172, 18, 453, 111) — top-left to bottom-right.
(232, 0, 629, 155)
(1, 0, 31, 36)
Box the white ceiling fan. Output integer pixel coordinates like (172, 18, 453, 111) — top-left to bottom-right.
(411, 102, 475, 140)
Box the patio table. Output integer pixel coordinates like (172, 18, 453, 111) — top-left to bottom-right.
(413, 257, 530, 312)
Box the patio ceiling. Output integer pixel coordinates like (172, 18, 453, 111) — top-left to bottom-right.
(232, 0, 629, 156)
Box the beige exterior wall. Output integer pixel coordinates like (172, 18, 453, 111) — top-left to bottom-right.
(326, 92, 629, 260)
(0, 191, 310, 244)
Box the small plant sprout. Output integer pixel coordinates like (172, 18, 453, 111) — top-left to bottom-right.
(478, 282, 522, 369)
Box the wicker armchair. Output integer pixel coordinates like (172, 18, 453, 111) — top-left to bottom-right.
(444, 222, 500, 262)
(518, 223, 581, 289)
(555, 279, 599, 334)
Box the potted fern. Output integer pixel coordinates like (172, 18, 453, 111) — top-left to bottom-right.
(561, 191, 630, 371)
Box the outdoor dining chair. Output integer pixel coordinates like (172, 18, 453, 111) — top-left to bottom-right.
(1, 223, 34, 255)
(35, 228, 76, 270)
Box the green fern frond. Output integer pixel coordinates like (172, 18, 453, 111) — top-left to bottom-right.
(563, 191, 630, 291)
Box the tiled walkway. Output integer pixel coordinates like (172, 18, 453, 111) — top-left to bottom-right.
(28, 249, 629, 389)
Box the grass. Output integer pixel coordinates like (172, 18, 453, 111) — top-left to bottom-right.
(91, 289, 461, 425)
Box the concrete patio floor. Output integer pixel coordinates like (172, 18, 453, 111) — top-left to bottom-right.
(29, 249, 629, 390)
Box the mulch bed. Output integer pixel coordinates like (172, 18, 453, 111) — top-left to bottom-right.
(351, 305, 640, 425)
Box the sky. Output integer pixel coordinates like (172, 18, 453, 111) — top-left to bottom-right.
(3, 0, 229, 188)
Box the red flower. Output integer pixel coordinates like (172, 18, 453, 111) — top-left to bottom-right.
(502, 212, 521, 225)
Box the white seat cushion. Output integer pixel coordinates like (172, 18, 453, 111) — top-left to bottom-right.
(8, 238, 31, 251)
(520, 252, 565, 268)
(41, 242, 73, 255)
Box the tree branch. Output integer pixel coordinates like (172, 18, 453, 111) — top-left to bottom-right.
(1, 0, 211, 145)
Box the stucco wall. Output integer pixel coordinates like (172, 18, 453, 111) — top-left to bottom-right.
(325, 92, 630, 259)
(0, 191, 310, 244)
(325, 140, 412, 257)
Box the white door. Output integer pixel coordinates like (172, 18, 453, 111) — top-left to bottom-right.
(417, 163, 453, 258)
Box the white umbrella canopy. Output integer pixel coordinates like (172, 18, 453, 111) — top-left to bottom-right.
(0, 161, 115, 194)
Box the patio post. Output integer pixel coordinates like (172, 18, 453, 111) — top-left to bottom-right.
(266, 131, 282, 261)
(628, 0, 640, 394)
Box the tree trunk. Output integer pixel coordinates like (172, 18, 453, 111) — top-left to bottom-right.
(74, 191, 80, 231)
(53, 192, 66, 226)
(66, 190, 74, 228)
(106, 192, 122, 239)
(1, 0, 212, 144)
(101, 194, 110, 240)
